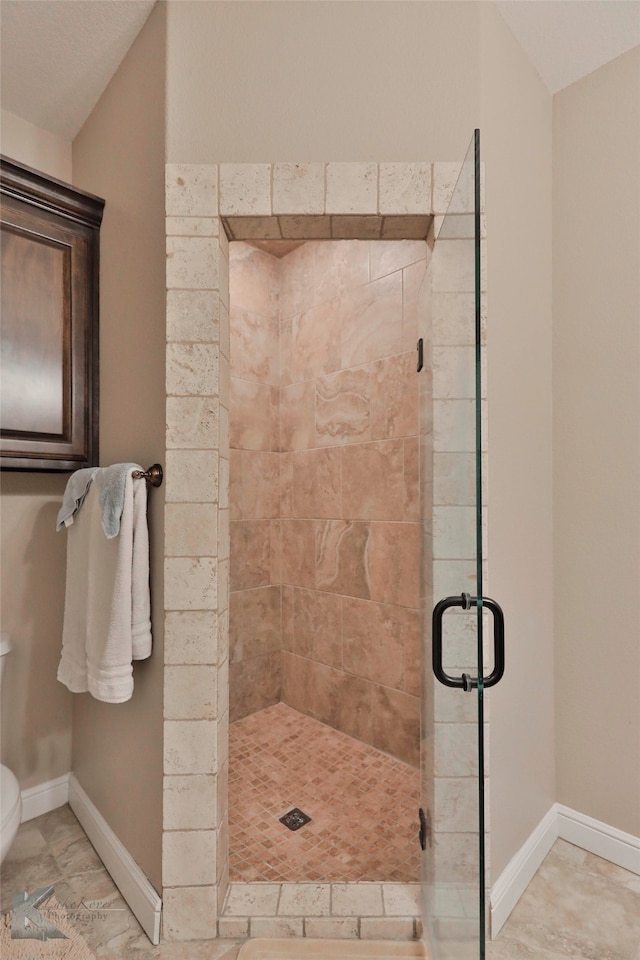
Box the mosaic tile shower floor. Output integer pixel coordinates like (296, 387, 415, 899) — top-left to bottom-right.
(229, 703, 421, 883)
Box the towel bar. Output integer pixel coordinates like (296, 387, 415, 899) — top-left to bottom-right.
(132, 464, 163, 487)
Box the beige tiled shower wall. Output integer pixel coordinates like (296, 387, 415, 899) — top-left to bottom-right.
(229, 244, 282, 720)
(228, 239, 427, 767)
(279, 239, 426, 768)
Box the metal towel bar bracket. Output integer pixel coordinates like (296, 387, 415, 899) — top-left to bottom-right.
(132, 463, 163, 487)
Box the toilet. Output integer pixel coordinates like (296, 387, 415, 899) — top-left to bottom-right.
(1, 633, 22, 862)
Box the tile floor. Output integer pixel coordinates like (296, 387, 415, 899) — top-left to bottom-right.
(0, 805, 242, 959)
(229, 703, 421, 884)
(2, 805, 639, 959)
(486, 838, 640, 960)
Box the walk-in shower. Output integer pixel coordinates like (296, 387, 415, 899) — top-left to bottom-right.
(163, 146, 493, 956)
(228, 235, 427, 886)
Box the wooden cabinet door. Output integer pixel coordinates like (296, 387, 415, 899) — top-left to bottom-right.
(1, 157, 104, 471)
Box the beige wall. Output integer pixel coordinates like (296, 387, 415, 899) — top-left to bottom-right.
(166, 0, 481, 163)
(553, 47, 640, 837)
(0, 109, 72, 181)
(479, 4, 555, 880)
(0, 473, 72, 788)
(0, 119, 73, 789)
(71, 3, 167, 892)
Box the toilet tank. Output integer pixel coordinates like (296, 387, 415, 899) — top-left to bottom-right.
(0, 633, 11, 685)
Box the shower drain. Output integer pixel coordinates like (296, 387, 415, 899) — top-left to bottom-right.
(279, 807, 312, 831)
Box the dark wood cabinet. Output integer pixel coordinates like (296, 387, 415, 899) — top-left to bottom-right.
(1, 156, 104, 471)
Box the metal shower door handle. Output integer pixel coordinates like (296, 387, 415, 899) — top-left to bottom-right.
(432, 594, 505, 690)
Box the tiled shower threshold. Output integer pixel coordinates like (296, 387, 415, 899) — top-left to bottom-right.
(220, 881, 422, 941)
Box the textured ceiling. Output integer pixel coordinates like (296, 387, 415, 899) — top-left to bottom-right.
(0, 0, 156, 140)
(1, 1, 639, 141)
(496, 0, 640, 94)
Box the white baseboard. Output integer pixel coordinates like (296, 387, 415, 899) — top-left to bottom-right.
(556, 803, 640, 875)
(21, 773, 70, 822)
(491, 802, 640, 938)
(68, 773, 162, 945)
(490, 805, 558, 937)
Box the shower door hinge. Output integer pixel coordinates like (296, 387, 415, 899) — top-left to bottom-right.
(419, 807, 431, 851)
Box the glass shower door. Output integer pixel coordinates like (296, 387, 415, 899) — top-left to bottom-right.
(419, 130, 504, 959)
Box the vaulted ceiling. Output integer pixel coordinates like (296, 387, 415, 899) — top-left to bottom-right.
(1, 1, 639, 142)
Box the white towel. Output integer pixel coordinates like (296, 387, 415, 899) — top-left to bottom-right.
(57, 467, 152, 703)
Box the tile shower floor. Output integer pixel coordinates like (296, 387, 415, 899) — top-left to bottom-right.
(229, 703, 421, 884)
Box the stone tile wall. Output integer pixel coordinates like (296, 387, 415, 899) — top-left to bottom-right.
(163, 164, 229, 938)
(229, 243, 282, 720)
(278, 239, 426, 768)
(423, 163, 490, 925)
